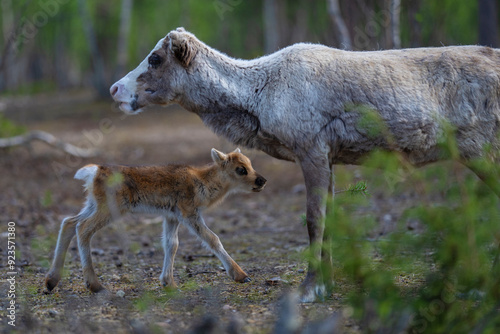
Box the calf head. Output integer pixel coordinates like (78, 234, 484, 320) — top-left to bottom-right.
(110, 27, 198, 114)
(211, 148, 267, 193)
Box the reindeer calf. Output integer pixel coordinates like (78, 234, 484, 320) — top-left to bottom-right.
(45, 148, 266, 293)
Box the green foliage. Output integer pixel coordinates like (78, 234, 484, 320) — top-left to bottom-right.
(0, 114, 26, 137)
(0, 0, 490, 94)
(41, 189, 53, 208)
(316, 133, 500, 332)
(355, 105, 389, 140)
(107, 171, 124, 188)
(418, 0, 478, 46)
(336, 180, 369, 197)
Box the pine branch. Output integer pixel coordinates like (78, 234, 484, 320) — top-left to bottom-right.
(334, 181, 368, 196)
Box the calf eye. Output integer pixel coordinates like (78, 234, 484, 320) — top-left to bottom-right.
(235, 167, 247, 176)
(148, 54, 163, 68)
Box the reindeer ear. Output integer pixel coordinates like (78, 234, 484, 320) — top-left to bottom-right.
(233, 148, 241, 153)
(211, 148, 227, 163)
(169, 30, 197, 68)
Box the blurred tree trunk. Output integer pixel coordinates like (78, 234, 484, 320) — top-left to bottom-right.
(327, 0, 352, 50)
(115, 0, 133, 80)
(263, 0, 280, 53)
(391, 0, 401, 48)
(0, 0, 14, 91)
(407, 0, 422, 47)
(478, 0, 499, 47)
(290, 0, 309, 44)
(54, 29, 69, 88)
(77, 0, 108, 98)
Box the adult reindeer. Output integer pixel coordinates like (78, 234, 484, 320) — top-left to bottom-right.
(110, 28, 500, 302)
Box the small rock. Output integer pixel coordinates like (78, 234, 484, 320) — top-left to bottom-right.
(91, 248, 105, 256)
(407, 219, 420, 231)
(222, 304, 231, 311)
(116, 290, 125, 298)
(48, 309, 58, 317)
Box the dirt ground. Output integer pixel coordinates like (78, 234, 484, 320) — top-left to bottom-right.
(0, 94, 416, 333)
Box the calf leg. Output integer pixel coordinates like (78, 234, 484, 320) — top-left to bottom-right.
(182, 212, 250, 283)
(76, 212, 111, 292)
(299, 155, 331, 303)
(45, 216, 79, 291)
(159, 216, 180, 288)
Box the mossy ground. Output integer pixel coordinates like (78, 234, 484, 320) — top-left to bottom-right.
(0, 95, 428, 333)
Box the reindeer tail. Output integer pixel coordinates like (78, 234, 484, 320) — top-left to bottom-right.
(74, 164, 98, 192)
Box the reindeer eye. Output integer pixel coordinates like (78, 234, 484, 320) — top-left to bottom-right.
(235, 167, 247, 176)
(148, 54, 163, 68)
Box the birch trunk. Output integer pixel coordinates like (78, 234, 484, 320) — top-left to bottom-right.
(115, 0, 133, 80)
(327, 0, 352, 50)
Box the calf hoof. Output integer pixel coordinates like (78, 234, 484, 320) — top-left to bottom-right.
(235, 276, 251, 283)
(45, 278, 59, 292)
(45, 275, 60, 292)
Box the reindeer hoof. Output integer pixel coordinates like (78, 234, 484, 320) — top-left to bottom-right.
(299, 283, 327, 303)
(240, 277, 251, 283)
(86, 281, 106, 293)
(45, 275, 59, 292)
(161, 281, 178, 289)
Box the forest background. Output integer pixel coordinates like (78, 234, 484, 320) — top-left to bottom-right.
(1, 0, 498, 98)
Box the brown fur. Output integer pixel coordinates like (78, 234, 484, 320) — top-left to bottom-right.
(45, 149, 266, 292)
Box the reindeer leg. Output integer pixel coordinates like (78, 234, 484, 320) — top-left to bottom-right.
(299, 154, 331, 303)
(159, 215, 180, 288)
(181, 211, 250, 283)
(45, 201, 98, 291)
(45, 216, 79, 291)
(76, 212, 111, 293)
(322, 167, 335, 290)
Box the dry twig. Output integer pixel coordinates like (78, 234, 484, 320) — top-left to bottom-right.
(0, 130, 98, 157)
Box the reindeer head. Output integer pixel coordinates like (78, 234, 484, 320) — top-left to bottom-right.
(211, 148, 267, 193)
(110, 27, 198, 114)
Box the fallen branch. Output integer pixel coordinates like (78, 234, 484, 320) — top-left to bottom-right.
(184, 254, 215, 262)
(0, 130, 98, 158)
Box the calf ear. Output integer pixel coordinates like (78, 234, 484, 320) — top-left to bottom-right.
(211, 148, 227, 163)
(233, 148, 241, 153)
(169, 30, 197, 68)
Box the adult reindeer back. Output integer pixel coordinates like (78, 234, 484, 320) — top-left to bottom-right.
(111, 27, 500, 302)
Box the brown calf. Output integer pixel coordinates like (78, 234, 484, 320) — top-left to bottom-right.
(45, 148, 266, 292)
